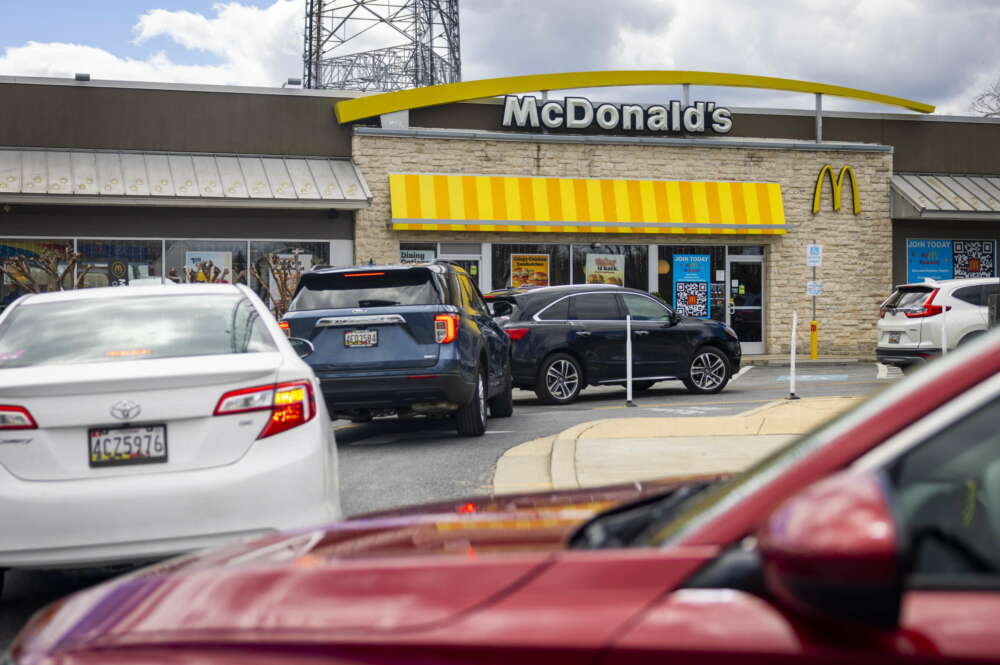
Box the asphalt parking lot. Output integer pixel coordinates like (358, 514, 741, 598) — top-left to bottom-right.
(0, 361, 896, 648)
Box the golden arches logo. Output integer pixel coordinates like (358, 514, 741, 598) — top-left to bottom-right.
(812, 165, 860, 215)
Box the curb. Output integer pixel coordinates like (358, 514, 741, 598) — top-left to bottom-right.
(744, 358, 868, 367)
(549, 419, 610, 490)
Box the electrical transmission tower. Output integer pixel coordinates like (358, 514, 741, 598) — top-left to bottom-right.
(303, 0, 461, 92)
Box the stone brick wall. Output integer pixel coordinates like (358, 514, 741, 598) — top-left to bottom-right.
(352, 132, 892, 356)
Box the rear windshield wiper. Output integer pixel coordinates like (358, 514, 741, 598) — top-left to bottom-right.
(357, 299, 399, 307)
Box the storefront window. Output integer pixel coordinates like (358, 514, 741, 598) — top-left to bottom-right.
(165, 240, 247, 285)
(657, 246, 727, 323)
(571, 244, 647, 291)
(492, 244, 571, 290)
(1, 238, 75, 307)
(249, 240, 330, 313)
(77, 239, 164, 287)
(400, 243, 438, 264)
(727, 245, 765, 255)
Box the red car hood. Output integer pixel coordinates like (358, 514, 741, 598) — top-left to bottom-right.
(13, 476, 723, 663)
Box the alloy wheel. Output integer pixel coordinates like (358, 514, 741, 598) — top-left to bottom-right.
(477, 374, 487, 428)
(546, 359, 580, 401)
(689, 351, 727, 390)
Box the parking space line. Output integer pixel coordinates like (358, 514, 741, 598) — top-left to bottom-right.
(731, 366, 753, 382)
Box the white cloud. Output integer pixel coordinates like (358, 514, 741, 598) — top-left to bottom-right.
(0, 0, 998, 115)
(0, 1, 303, 86)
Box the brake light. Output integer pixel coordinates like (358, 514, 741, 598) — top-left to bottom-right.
(0, 405, 37, 430)
(214, 380, 315, 439)
(278, 320, 291, 337)
(904, 289, 943, 318)
(505, 327, 530, 341)
(879, 306, 886, 319)
(344, 272, 385, 277)
(434, 313, 459, 343)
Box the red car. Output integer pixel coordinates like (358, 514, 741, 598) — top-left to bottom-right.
(10, 328, 1000, 665)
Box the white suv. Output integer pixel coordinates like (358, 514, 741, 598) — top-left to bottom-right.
(877, 277, 999, 368)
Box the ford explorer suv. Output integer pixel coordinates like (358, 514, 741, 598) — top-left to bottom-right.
(281, 262, 513, 436)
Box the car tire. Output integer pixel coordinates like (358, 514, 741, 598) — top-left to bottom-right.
(682, 347, 731, 395)
(489, 369, 514, 418)
(455, 366, 488, 437)
(534, 353, 583, 405)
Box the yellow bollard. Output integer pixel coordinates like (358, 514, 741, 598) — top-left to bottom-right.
(810, 320, 819, 360)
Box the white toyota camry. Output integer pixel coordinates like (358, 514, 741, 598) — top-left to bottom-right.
(0, 283, 340, 583)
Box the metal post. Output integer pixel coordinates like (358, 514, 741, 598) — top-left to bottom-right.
(815, 93, 823, 143)
(625, 315, 636, 407)
(788, 312, 800, 400)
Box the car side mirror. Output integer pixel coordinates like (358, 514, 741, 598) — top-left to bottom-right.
(491, 300, 513, 317)
(288, 337, 315, 359)
(756, 470, 902, 630)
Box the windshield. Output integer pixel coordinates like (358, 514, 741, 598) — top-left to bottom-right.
(0, 294, 277, 368)
(290, 268, 443, 310)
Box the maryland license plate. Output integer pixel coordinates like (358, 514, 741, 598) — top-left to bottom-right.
(89, 424, 168, 468)
(345, 329, 378, 347)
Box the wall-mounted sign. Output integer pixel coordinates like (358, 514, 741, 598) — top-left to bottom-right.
(673, 254, 711, 318)
(907, 238, 996, 282)
(807, 281, 822, 296)
(585, 254, 624, 285)
(812, 165, 860, 215)
(510, 254, 549, 287)
(502, 96, 733, 134)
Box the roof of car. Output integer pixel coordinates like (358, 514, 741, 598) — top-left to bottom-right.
(486, 284, 643, 299)
(306, 263, 452, 275)
(16, 283, 246, 305)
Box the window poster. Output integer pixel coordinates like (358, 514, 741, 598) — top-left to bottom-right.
(907, 239, 996, 282)
(400, 248, 436, 264)
(673, 254, 711, 318)
(511, 254, 549, 287)
(584, 253, 624, 285)
(953, 240, 996, 278)
(185, 250, 233, 282)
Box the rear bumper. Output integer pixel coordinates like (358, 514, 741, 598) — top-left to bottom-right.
(318, 371, 475, 414)
(875, 346, 939, 366)
(0, 419, 339, 569)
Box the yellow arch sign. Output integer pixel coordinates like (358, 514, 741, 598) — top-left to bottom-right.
(813, 165, 861, 215)
(334, 70, 935, 124)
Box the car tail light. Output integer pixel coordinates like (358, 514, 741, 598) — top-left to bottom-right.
(879, 306, 886, 319)
(505, 327, 530, 341)
(434, 313, 459, 343)
(215, 381, 316, 439)
(0, 405, 37, 430)
(278, 320, 291, 337)
(904, 289, 943, 318)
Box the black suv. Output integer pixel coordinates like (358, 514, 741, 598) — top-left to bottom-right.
(282, 262, 513, 436)
(486, 285, 741, 404)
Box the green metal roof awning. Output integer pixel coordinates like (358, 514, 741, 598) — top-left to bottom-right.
(0, 148, 371, 210)
(892, 173, 1000, 221)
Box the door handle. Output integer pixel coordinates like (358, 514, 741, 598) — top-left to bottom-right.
(633, 330, 650, 336)
(575, 330, 592, 336)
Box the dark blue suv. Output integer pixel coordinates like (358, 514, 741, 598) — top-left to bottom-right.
(282, 262, 513, 436)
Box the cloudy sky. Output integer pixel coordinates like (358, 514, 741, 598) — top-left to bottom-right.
(1, 0, 998, 115)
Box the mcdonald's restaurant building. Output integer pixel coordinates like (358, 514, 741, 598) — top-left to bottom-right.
(1, 74, 998, 357)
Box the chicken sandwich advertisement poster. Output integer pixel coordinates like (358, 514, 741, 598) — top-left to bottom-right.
(511, 254, 550, 287)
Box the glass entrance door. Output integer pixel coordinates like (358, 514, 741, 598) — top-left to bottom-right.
(439, 255, 483, 291)
(726, 256, 764, 355)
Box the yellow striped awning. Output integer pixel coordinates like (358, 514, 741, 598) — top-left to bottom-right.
(389, 173, 786, 235)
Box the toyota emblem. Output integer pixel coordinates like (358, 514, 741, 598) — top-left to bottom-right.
(110, 400, 141, 421)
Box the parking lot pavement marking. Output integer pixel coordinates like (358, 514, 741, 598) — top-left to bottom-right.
(731, 366, 753, 382)
(485, 430, 515, 434)
(649, 406, 723, 415)
(775, 374, 851, 382)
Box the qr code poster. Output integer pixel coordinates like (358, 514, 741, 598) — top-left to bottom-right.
(953, 240, 996, 278)
(675, 281, 709, 318)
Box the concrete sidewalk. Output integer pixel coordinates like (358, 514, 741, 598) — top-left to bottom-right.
(492, 396, 862, 493)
